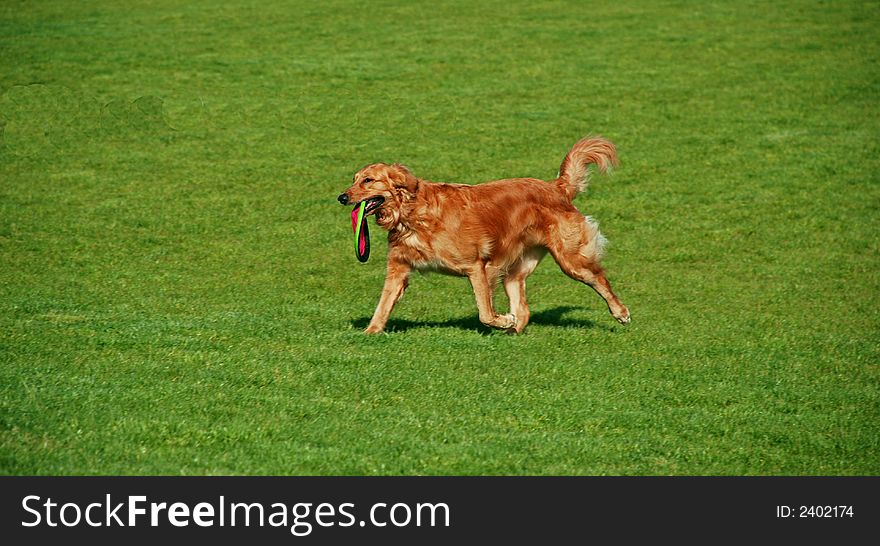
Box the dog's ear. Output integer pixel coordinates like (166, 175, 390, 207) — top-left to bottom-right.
(389, 164, 419, 194)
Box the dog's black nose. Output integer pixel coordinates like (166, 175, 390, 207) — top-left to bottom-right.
(337, 193, 349, 205)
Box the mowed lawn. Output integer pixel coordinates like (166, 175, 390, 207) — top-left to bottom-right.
(1, 0, 878, 475)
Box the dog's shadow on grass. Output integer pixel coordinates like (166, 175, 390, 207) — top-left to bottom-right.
(351, 305, 615, 334)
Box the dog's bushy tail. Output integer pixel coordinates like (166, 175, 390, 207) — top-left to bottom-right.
(555, 136, 619, 201)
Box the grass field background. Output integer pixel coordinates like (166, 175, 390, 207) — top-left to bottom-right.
(1, 0, 878, 475)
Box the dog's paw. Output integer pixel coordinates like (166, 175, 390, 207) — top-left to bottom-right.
(364, 325, 385, 335)
(497, 313, 517, 329)
(613, 307, 631, 325)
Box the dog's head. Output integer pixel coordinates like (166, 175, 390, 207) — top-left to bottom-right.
(337, 163, 419, 230)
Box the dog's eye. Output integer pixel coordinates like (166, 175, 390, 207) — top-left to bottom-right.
(363, 177, 374, 184)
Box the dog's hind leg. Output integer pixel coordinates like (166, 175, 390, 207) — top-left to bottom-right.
(468, 264, 516, 330)
(548, 217, 630, 325)
(502, 248, 546, 333)
(365, 260, 412, 334)
(553, 254, 630, 325)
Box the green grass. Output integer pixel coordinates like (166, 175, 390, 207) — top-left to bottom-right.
(1, 0, 878, 475)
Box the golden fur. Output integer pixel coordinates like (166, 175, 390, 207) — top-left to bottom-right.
(338, 136, 630, 334)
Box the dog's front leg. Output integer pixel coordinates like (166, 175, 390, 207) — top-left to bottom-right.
(364, 260, 411, 334)
(467, 266, 516, 330)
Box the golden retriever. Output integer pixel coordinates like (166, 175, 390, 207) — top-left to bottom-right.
(337, 136, 630, 334)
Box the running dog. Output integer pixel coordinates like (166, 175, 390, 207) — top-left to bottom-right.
(337, 136, 630, 334)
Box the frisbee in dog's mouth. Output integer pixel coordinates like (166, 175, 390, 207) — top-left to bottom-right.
(350, 197, 384, 262)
